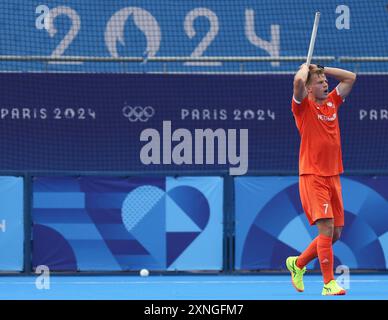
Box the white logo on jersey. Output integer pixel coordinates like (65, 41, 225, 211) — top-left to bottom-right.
(318, 113, 337, 121)
(327, 102, 334, 108)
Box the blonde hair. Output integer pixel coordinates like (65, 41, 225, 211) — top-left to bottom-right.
(306, 68, 325, 85)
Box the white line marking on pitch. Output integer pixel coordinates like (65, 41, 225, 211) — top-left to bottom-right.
(1, 279, 388, 285)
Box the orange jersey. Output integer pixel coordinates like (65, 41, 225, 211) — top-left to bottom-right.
(292, 87, 344, 176)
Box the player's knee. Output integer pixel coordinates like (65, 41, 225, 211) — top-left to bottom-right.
(317, 218, 334, 237)
(332, 229, 342, 243)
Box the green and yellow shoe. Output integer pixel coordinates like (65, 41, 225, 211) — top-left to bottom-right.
(322, 280, 346, 296)
(286, 256, 306, 292)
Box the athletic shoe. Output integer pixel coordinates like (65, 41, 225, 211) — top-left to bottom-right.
(286, 256, 306, 292)
(322, 280, 346, 296)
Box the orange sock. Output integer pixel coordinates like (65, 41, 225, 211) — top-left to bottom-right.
(296, 237, 318, 269)
(317, 234, 334, 284)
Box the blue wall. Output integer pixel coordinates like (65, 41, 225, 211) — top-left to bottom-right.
(32, 176, 223, 271)
(0, 177, 24, 271)
(1, 175, 387, 272)
(235, 176, 388, 270)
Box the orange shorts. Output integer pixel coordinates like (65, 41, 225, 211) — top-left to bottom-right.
(299, 174, 344, 227)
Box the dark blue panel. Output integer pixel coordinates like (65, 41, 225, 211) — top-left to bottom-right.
(0, 74, 385, 174)
(32, 224, 78, 271)
(235, 176, 388, 270)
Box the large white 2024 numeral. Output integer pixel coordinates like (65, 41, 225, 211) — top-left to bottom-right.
(105, 7, 161, 59)
(245, 9, 280, 67)
(44, 6, 82, 64)
(184, 8, 220, 66)
(37, 6, 280, 67)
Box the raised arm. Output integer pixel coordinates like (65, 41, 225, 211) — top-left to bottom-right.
(323, 67, 356, 99)
(293, 64, 309, 103)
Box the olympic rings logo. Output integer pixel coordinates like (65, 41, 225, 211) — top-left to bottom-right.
(122, 105, 155, 122)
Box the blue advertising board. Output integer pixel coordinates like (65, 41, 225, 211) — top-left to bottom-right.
(235, 176, 388, 270)
(1, 0, 387, 72)
(32, 176, 223, 271)
(0, 73, 386, 174)
(0, 177, 24, 271)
